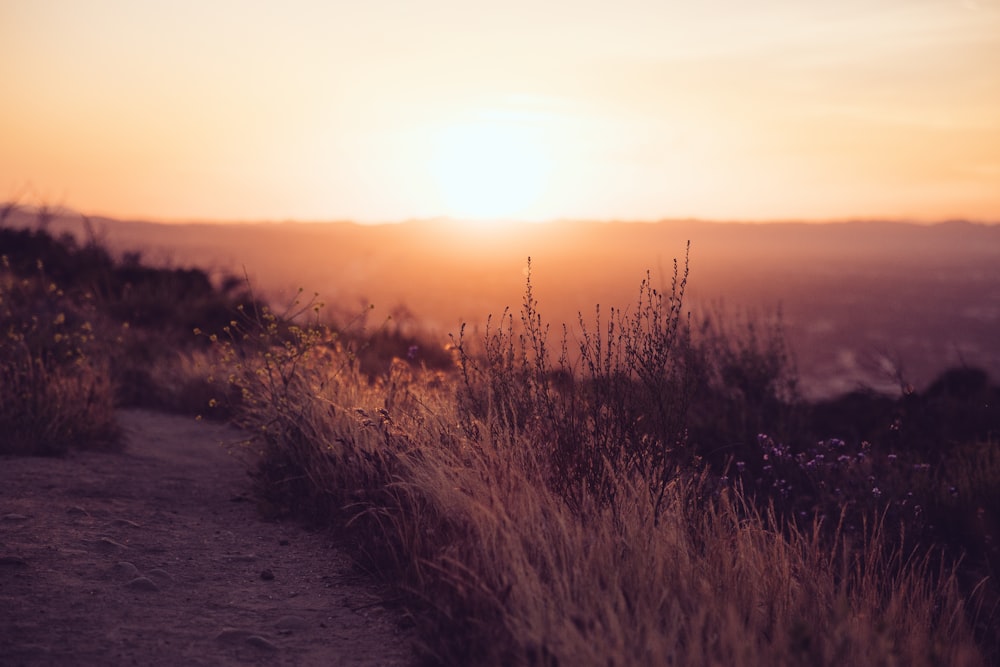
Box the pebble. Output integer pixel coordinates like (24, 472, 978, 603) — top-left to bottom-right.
(245, 635, 278, 650)
(114, 561, 140, 579)
(2, 514, 28, 522)
(146, 568, 173, 583)
(125, 576, 159, 592)
(87, 537, 127, 551)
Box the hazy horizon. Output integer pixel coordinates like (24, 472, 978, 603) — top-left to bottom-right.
(6, 202, 1000, 228)
(6, 207, 999, 401)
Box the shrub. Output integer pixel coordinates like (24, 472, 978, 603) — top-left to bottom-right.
(452, 251, 698, 520)
(685, 305, 803, 466)
(0, 256, 120, 455)
(1, 215, 258, 418)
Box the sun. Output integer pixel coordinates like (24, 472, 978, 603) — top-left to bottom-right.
(430, 119, 552, 222)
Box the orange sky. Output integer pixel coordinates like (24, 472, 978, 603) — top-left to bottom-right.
(2, 1, 999, 223)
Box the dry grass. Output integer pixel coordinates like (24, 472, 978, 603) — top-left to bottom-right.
(0, 211, 253, 453)
(220, 275, 989, 666)
(0, 259, 120, 455)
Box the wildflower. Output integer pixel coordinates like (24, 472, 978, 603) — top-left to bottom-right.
(872, 487, 882, 498)
(948, 486, 958, 498)
(735, 460, 746, 471)
(887, 453, 898, 462)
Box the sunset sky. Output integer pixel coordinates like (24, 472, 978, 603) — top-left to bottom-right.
(2, 1, 999, 223)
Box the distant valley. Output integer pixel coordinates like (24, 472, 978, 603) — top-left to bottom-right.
(6, 208, 999, 399)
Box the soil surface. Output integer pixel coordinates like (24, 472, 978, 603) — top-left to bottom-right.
(0, 409, 419, 666)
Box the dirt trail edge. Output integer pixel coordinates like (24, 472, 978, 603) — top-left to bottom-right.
(0, 409, 418, 667)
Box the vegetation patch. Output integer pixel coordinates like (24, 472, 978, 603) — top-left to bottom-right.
(0, 256, 118, 454)
(215, 251, 998, 665)
(0, 211, 254, 453)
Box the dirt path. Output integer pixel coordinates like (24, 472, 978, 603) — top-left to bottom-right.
(0, 409, 418, 666)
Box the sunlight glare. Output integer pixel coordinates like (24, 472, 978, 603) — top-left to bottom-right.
(430, 119, 553, 222)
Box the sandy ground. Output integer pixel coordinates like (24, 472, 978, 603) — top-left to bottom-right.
(0, 409, 419, 666)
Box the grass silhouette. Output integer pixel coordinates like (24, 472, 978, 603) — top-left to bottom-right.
(215, 247, 997, 665)
(0, 208, 256, 448)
